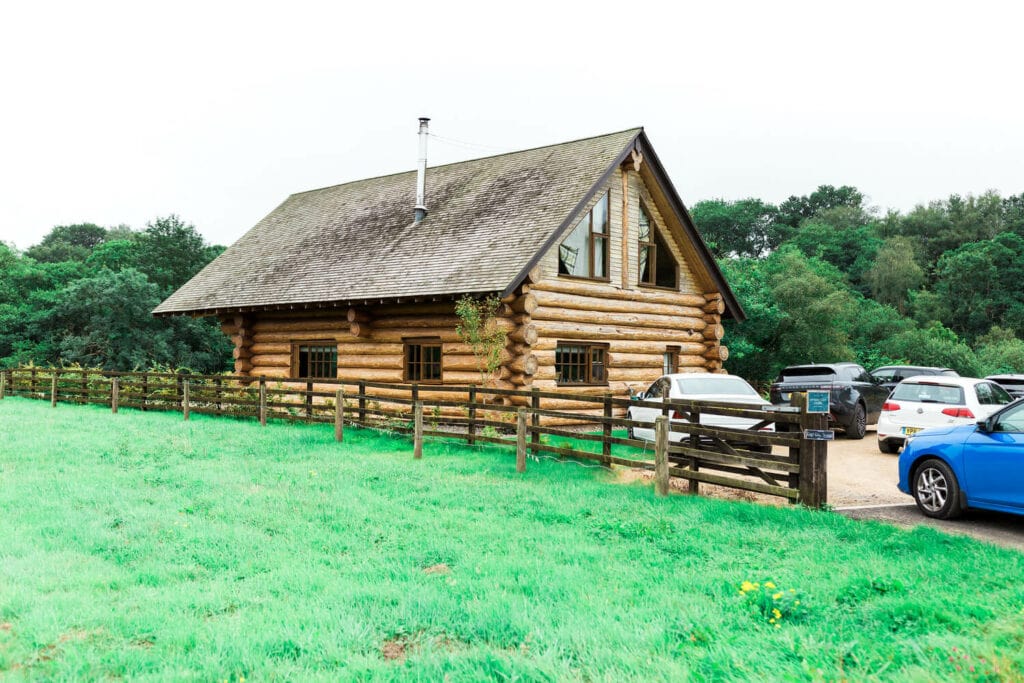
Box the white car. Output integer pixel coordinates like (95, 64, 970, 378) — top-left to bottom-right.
(877, 376, 1015, 453)
(627, 373, 774, 452)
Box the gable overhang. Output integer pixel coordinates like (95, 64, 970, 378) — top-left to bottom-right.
(502, 130, 746, 322)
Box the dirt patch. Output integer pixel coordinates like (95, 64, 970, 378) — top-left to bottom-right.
(381, 636, 412, 662)
(615, 427, 905, 508)
(422, 563, 451, 575)
(0, 622, 12, 632)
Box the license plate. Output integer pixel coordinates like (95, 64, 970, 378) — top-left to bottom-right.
(902, 426, 921, 436)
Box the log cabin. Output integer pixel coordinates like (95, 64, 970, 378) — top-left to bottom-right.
(154, 125, 745, 414)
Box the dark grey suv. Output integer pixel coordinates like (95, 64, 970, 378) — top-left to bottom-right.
(770, 363, 890, 439)
(870, 365, 959, 393)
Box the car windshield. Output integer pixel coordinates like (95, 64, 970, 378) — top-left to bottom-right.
(676, 377, 759, 396)
(891, 382, 964, 404)
(779, 367, 836, 382)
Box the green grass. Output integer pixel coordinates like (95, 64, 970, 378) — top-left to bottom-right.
(1, 397, 1022, 681)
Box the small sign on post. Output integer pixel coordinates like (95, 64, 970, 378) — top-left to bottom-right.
(806, 390, 830, 414)
(803, 429, 835, 441)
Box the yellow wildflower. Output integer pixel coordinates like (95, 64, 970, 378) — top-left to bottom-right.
(769, 618, 775, 624)
(740, 581, 756, 593)
(773, 592, 783, 600)
(772, 608, 782, 619)
(764, 581, 776, 589)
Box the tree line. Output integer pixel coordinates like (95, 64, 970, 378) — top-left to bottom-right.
(3, 186, 1023, 382)
(0, 217, 231, 373)
(693, 186, 1024, 383)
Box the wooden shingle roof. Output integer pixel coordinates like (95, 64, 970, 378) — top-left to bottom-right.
(154, 128, 743, 319)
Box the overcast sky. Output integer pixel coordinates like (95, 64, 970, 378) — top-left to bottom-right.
(2, 0, 1021, 250)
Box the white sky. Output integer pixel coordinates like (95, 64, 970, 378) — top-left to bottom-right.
(2, 0, 1021, 250)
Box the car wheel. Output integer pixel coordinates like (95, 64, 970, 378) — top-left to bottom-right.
(878, 438, 900, 454)
(845, 404, 867, 440)
(912, 458, 963, 519)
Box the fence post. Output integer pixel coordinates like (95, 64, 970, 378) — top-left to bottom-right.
(259, 378, 267, 426)
(111, 377, 119, 414)
(141, 373, 148, 411)
(0, 370, 5, 400)
(654, 415, 669, 497)
(530, 387, 540, 456)
(215, 377, 223, 415)
(334, 388, 344, 443)
(358, 381, 366, 425)
(51, 372, 58, 408)
(516, 407, 527, 473)
(182, 380, 190, 421)
(467, 385, 476, 446)
(305, 380, 313, 419)
(797, 394, 828, 508)
(80, 370, 87, 405)
(688, 406, 701, 496)
(413, 401, 423, 459)
(602, 394, 612, 459)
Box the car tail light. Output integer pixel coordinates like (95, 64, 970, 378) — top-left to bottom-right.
(672, 410, 685, 420)
(882, 401, 900, 412)
(941, 407, 974, 418)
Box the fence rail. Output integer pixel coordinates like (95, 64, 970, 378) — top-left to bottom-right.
(0, 367, 828, 506)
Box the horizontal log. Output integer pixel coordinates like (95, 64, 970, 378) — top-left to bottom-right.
(234, 359, 253, 373)
(532, 278, 707, 307)
(508, 293, 538, 315)
(249, 342, 291, 355)
(533, 338, 706, 352)
(533, 367, 697, 383)
(349, 322, 372, 338)
(350, 328, 465, 343)
(704, 300, 725, 315)
(507, 354, 538, 375)
(704, 345, 729, 362)
(532, 289, 704, 318)
(703, 324, 725, 341)
(509, 324, 538, 345)
(252, 318, 347, 333)
(535, 320, 707, 343)
(337, 355, 402, 370)
(369, 303, 455, 316)
(252, 331, 345, 343)
(250, 354, 291, 368)
(337, 342, 404, 356)
(533, 306, 706, 332)
(337, 368, 403, 382)
(346, 307, 372, 323)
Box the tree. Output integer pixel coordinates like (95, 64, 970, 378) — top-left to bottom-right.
(863, 237, 924, 313)
(975, 327, 1024, 375)
(777, 185, 865, 230)
(689, 198, 781, 257)
(787, 206, 882, 288)
(24, 223, 108, 263)
(132, 215, 221, 294)
(454, 294, 508, 385)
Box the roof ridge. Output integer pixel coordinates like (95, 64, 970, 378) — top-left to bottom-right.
(290, 127, 643, 198)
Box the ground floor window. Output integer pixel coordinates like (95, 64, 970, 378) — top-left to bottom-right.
(663, 346, 680, 375)
(555, 342, 608, 385)
(293, 343, 338, 379)
(405, 338, 442, 382)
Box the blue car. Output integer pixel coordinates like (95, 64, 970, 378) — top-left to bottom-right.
(898, 399, 1024, 519)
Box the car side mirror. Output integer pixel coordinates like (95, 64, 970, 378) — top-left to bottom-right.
(634, 391, 646, 401)
(976, 418, 993, 433)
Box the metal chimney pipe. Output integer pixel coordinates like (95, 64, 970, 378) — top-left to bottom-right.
(414, 117, 430, 223)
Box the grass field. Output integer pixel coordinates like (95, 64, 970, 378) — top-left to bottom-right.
(1, 397, 1022, 681)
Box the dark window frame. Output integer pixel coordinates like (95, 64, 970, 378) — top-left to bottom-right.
(558, 192, 610, 282)
(663, 346, 680, 375)
(637, 202, 679, 290)
(404, 337, 443, 383)
(291, 342, 338, 379)
(555, 341, 609, 386)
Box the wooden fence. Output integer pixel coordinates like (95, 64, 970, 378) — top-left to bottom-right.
(0, 367, 829, 507)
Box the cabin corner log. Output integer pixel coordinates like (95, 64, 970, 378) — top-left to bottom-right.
(703, 323, 725, 341)
(509, 324, 538, 346)
(346, 307, 372, 323)
(349, 321, 372, 338)
(703, 345, 729, 362)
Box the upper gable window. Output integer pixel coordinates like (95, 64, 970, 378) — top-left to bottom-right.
(638, 205, 678, 289)
(558, 193, 609, 280)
